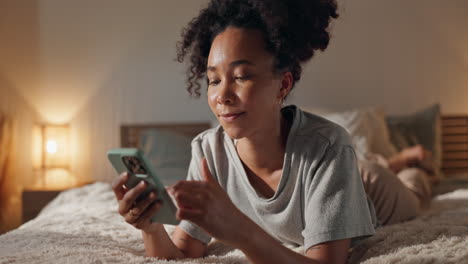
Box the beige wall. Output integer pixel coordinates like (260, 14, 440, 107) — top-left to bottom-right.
(293, 0, 468, 114)
(0, 0, 467, 186)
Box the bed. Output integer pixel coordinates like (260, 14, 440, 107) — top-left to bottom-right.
(1, 107, 468, 264)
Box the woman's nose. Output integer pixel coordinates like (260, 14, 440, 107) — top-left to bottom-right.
(216, 81, 235, 105)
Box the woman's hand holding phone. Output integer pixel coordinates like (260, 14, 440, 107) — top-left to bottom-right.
(112, 172, 163, 234)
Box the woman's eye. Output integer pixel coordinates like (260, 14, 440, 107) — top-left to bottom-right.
(235, 76, 250, 81)
(208, 79, 221, 86)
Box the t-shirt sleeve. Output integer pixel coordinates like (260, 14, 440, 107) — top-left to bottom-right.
(177, 140, 212, 244)
(302, 144, 376, 251)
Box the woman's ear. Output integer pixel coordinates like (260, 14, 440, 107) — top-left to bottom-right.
(278, 72, 293, 99)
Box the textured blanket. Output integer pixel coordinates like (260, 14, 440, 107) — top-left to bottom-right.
(0, 182, 467, 264)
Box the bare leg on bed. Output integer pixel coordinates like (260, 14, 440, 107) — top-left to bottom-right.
(387, 145, 436, 179)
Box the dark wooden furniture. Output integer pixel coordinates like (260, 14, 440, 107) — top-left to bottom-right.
(442, 115, 468, 175)
(22, 190, 61, 223)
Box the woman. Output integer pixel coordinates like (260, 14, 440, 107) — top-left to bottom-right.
(111, 0, 433, 263)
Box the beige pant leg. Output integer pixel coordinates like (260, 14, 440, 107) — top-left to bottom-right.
(396, 168, 433, 210)
(358, 160, 422, 226)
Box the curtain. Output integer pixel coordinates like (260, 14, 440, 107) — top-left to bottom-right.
(0, 114, 20, 234)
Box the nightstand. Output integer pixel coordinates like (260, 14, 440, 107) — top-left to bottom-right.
(22, 190, 61, 223)
(21, 181, 95, 223)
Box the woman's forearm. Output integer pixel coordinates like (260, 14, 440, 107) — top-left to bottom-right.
(236, 220, 319, 264)
(142, 225, 185, 259)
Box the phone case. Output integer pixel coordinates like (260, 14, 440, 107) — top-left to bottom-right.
(107, 148, 180, 225)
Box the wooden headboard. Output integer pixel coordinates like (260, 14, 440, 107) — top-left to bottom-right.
(441, 115, 468, 175)
(120, 122, 211, 148)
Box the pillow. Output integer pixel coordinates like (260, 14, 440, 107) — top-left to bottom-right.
(319, 109, 371, 160)
(361, 108, 399, 158)
(139, 129, 193, 186)
(386, 104, 442, 176)
(303, 107, 398, 160)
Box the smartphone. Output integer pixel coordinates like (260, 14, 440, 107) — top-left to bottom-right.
(107, 148, 180, 225)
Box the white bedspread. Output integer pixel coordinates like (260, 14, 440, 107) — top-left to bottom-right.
(1, 182, 467, 264)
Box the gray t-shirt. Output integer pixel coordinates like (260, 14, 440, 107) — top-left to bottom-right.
(179, 105, 377, 250)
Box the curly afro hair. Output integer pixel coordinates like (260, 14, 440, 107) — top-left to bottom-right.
(176, 0, 339, 97)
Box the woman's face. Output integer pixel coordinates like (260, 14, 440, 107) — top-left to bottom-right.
(207, 27, 290, 140)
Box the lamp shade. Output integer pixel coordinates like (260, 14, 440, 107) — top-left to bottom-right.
(33, 124, 70, 169)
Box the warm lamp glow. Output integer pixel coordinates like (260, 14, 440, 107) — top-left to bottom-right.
(46, 140, 58, 154)
(32, 124, 74, 190)
(33, 124, 70, 169)
(43, 169, 77, 190)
